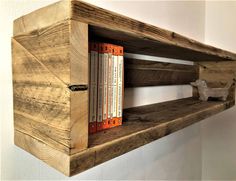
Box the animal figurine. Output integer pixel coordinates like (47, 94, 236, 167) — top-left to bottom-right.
(190, 79, 234, 101)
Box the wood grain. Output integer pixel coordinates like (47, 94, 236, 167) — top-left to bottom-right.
(124, 58, 197, 87)
(13, 0, 236, 61)
(12, 19, 89, 155)
(13, 0, 70, 36)
(198, 61, 236, 101)
(12, 0, 236, 176)
(14, 130, 70, 176)
(14, 20, 70, 84)
(69, 97, 234, 176)
(72, 1, 236, 61)
(70, 20, 89, 154)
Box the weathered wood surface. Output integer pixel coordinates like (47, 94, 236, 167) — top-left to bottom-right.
(12, 0, 236, 177)
(199, 61, 236, 82)
(14, 97, 235, 176)
(15, 130, 70, 176)
(124, 58, 197, 87)
(198, 61, 236, 100)
(69, 97, 235, 176)
(13, 0, 70, 36)
(13, 0, 236, 61)
(12, 20, 89, 155)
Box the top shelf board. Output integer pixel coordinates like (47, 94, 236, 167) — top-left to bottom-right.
(13, 0, 236, 62)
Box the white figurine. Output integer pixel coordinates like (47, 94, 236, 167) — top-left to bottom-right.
(190, 79, 234, 101)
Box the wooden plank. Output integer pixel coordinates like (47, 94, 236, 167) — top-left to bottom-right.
(14, 112, 70, 154)
(12, 39, 70, 130)
(70, 20, 89, 154)
(69, 97, 235, 176)
(13, 0, 70, 36)
(12, 20, 89, 155)
(71, 1, 236, 61)
(199, 61, 236, 82)
(124, 58, 197, 87)
(12, 39, 71, 154)
(14, 20, 70, 84)
(14, 130, 70, 176)
(13, 0, 236, 61)
(70, 20, 89, 85)
(198, 61, 236, 101)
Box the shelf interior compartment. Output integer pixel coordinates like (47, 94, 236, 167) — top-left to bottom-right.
(88, 97, 234, 148)
(89, 25, 236, 62)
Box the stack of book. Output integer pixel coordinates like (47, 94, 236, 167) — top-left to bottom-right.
(89, 42, 124, 134)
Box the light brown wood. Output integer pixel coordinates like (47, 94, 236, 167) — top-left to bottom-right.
(13, 0, 70, 36)
(12, 19, 89, 155)
(12, 0, 236, 177)
(14, 130, 70, 176)
(12, 39, 71, 154)
(14, 0, 236, 61)
(70, 20, 89, 154)
(124, 58, 197, 87)
(69, 97, 234, 176)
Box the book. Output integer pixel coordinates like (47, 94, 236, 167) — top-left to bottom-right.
(97, 43, 104, 131)
(89, 42, 98, 134)
(107, 44, 113, 127)
(89, 42, 124, 133)
(110, 45, 124, 127)
(116, 45, 124, 126)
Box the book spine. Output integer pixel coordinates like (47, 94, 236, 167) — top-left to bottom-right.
(102, 44, 109, 129)
(107, 44, 113, 127)
(111, 45, 118, 127)
(89, 42, 98, 134)
(116, 46, 124, 126)
(97, 44, 104, 131)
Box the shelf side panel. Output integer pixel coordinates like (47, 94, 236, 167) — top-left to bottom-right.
(12, 39, 71, 154)
(13, 19, 89, 155)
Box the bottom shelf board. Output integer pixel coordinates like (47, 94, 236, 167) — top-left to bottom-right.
(15, 97, 234, 176)
(89, 97, 234, 147)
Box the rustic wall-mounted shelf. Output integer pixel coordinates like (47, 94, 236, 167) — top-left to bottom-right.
(12, 0, 236, 176)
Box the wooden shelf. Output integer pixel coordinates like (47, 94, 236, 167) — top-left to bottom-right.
(12, 0, 236, 177)
(14, 1, 236, 61)
(73, 97, 234, 175)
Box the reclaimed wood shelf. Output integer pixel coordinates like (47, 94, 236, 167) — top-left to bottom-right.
(12, 0, 236, 177)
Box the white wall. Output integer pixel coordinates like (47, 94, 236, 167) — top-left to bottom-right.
(3, 0, 235, 180)
(201, 1, 236, 180)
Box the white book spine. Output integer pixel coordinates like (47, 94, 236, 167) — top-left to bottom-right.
(112, 53, 118, 117)
(107, 52, 113, 119)
(117, 55, 123, 117)
(97, 53, 104, 123)
(89, 50, 98, 123)
(103, 53, 108, 120)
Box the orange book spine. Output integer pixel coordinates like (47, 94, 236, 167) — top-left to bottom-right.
(89, 42, 98, 134)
